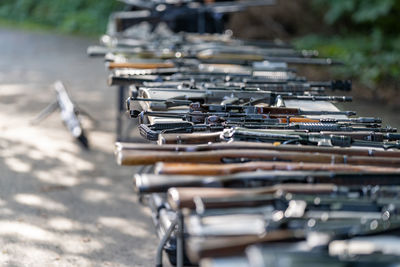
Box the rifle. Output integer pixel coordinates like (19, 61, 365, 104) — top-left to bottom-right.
(196, 50, 342, 65)
(136, 116, 380, 127)
(118, 148, 400, 166)
(187, 229, 305, 263)
(141, 79, 352, 92)
(31, 81, 90, 148)
(329, 236, 400, 257)
(168, 183, 400, 210)
(108, 68, 300, 85)
(139, 121, 391, 141)
(244, 245, 400, 267)
(133, 171, 400, 193)
(224, 128, 400, 148)
(185, 201, 400, 261)
(100, 31, 293, 50)
(115, 141, 400, 158)
(130, 92, 352, 110)
(156, 162, 400, 176)
(158, 128, 400, 148)
(89, 36, 294, 57)
(112, 66, 297, 79)
(93, 43, 338, 65)
(130, 107, 357, 121)
(166, 184, 337, 210)
(187, 230, 305, 262)
(106, 48, 321, 69)
(107, 62, 176, 69)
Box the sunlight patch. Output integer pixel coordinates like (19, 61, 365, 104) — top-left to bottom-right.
(47, 217, 76, 231)
(82, 189, 110, 203)
(0, 221, 55, 242)
(4, 158, 31, 173)
(14, 194, 67, 212)
(98, 217, 148, 237)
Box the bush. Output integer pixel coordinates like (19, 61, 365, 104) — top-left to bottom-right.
(0, 0, 123, 34)
(295, 0, 400, 88)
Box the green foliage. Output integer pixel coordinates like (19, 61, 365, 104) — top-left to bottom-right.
(313, 0, 400, 29)
(296, 0, 400, 88)
(0, 0, 123, 34)
(295, 35, 400, 87)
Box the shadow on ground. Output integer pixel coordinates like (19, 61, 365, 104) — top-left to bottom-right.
(0, 28, 157, 266)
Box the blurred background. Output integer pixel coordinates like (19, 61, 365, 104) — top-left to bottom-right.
(1, 0, 399, 107)
(0, 1, 399, 265)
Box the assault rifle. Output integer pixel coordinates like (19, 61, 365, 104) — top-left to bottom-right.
(130, 92, 352, 110)
(105, 48, 320, 68)
(224, 128, 400, 147)
(157, 128, 400, 148)
(244, 244, 400, 267)
(166, 183, 400, 210)
(329, 236, 400, 258)
(133, 110, 359, 128)
(133, 171, 400, 192)
(139, 123, 383, 141)
(31, 81, 91, 148)
(91, 44, 336, 65)
(130, 106, 357, 120)
(184, 198, 400, 261)
(139, 79, 352, 92)
(155, 161, 400, 176)
(117, 148, 400, 166)
(115, 141, 400, 158)
(90, 34, 294, 57)
(188, 229, 305, 263)
(100, 30, 293, 50)
(139, 121, 390, 141)
(108, 68, 300, 85)
(111, 65, 298, 79)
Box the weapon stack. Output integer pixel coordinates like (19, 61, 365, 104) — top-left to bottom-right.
(90, 1, 400, 266)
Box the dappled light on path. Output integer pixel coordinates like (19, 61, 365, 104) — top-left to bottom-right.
(0, 28, 156, 266)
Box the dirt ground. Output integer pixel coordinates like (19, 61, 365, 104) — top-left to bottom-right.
(0, 28, 157, 266)
(0, 24, 399, 267)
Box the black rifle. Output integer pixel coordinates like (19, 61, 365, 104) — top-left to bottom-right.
(31, 81, 92, 149)
(133, 171, 400, 193)
(129, 106, 357, 121)
(139, 122, 394, 141)
(140, 80, 352, 92)
(224, 128, 400, 149)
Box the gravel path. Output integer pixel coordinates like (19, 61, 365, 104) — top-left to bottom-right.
(0, 28, 156, 267)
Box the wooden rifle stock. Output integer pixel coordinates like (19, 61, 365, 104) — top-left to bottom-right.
(186, 230, 304, 263)
(115, 141, 400, 158)
(156, 162, 400, 176)
(117, 149, 400, 167)
(167, 184, 337, 210)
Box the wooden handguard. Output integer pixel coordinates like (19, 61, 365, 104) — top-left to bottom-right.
(158, 132, 222, 145)
(107, 62, 175, 69)
(282, 117, 320, 123)
(167, 184, 337, 210)
(156, 162, 400, 176)
(116, 149, 400, 167)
